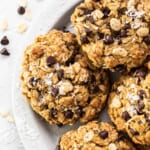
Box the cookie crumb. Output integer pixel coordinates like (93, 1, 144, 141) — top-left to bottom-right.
(17, 23, 28, 33)
(0, 18, 8, 31)
(0, 111, 15, 123)
(24, 8, 32, 20)
(19, 0, 27, 7)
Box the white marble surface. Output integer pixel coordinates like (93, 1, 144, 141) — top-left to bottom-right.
(0, 0, 56, 149)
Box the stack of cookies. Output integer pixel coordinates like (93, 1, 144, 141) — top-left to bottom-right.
(21, 0, 150, 149)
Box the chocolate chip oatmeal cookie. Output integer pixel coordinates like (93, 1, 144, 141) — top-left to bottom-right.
(71, 0, 150, 72)
(58, 121, 135, 150)
(108, 61, 150, 145)
(21, 30, 109, 125)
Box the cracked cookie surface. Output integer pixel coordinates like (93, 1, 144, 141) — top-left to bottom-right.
(71, 0, 150, 72)
(108, 61, 150, 145)
(21, 30, 109, 125)
(58, 121, 135, 150)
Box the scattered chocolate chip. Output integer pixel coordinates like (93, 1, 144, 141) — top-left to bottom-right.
(64, 110, 73, 119)
(50, 108, 58, 118)
(51, 87, 59, 97)
(93, 85, 100, 93)
(134, 67, 148, 79)
(1, 36, 9, 45)
(123, 23, 131, 30)
(137, 90, 145, 99)
(29, 77, 38, 87)
(0, 48, 10, 56)
(117, 7, 127, 16)
(88, 16, 95, 24)
(122, 111, 131, 121)
(120, 29, 127, 37)
(143, 36, 150, 45)
(102, 7, 110, 19)
(99, 130, 108, 139)
(97, 32, 104, 40)
(104, 34, 114, 44)
(57, 69, 64, 80)
(80, 36, 89, 44)
(129, 128, 139, 135)
(114, 65, 126, 74)
(17, 6, 26, 15)
(46, 56, 56, 67)
(80, 7, 93, 15)
(138, 102, 145, 111)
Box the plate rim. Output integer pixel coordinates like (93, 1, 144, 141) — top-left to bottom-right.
(11, 1, 82, 150)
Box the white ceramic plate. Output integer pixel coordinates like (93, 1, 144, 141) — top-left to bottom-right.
(12, 1, 113, 150)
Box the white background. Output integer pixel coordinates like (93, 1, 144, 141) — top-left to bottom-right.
(0, 0, 54, 149)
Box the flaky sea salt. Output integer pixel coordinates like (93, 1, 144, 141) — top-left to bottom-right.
(127, 106, 137, 117)
(126, 93, 140, 103)
(44, 73, 53, 86)
(126, 6, 145, 19)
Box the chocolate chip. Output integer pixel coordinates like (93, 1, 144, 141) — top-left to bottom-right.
(120, 29, 127, 37)
(80, 7, 92, 15)
(51, 87, 59, 97)
(64, 110, 73, 119)
(0, 48, 10, 56)
(29, 77, 38, 87)
(18, 6, 26, 15)
(80, 36, 89, 44)
(99, 130, 108, 139)
(114, 65, 126, 74)
(93, 0, 100, 2)
(143, 36, 150, 45)
(129, 128, 139, 135)
(118, 131, 127, 141)
(137, 90, 145, 99)
(1, 36, 9, 45)
(134, 67, 148, 79)
(102, 7, 110, 19)
(84, 27, 92, 35)
(88, 16, 95, 24)
(138, 102, 145, 111)
(57, 123, 63, 128)
(88, 75, 96, 84)
(97, 32, 104, 40)
(123, 23, 131, 30)
(46, 56, 56, 67)
(117, 7, 127, 16)
(122, 111, 131, 121)
(76, 107, 84, 117)
(104, 34, 114, 44)
(57, 69, 64, 80)
(93, 85, 100, 93)
(50, 108, 58, 118)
